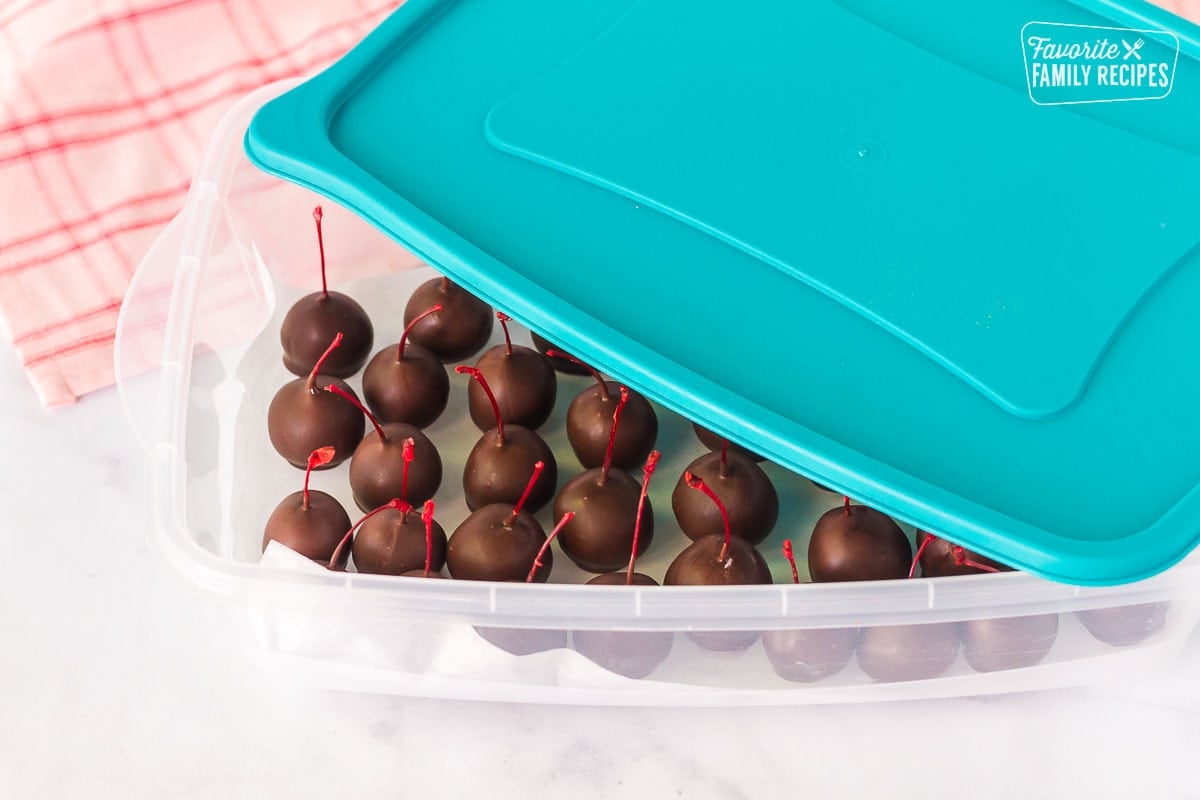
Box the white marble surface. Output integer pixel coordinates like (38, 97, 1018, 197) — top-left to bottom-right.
(1, 337, 1198, 800)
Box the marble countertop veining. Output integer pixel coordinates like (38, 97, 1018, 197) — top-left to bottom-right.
(1, 339, 1197, 800)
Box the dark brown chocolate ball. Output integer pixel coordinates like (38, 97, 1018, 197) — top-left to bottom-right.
(664, 535, 772, 652)
(566, 381, 657, 470)
(692, 422, 765, 462)
(1077, 603, 1169, 646)
(762, 626, 859, 683)
(963, 614, 1059, 673)
(671, 451, 778, 546)
(529, 331, 592, 376)
(856, 623, 961, 682)
(916, 531, 1013, 577)
(267, 377, 365, 469)
(361, 343, 449, 428)
(280, 292, 373, 378)
(262, 490, 351, 567)
(808, 504, 912, 582)
(348, 424, 442, 512)
(573, 572, 673, 678)
(403, 277, 493, 362)
(463, 426, 556, 512)
(351, 505, 447, 576)
(468, 344, 556, 430)
(474, 626, 569, 655)
(446, 504, 549, 582)
(553, 469, 653, 574)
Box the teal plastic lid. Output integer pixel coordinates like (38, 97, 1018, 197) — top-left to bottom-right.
(245, 0, 1200, 585)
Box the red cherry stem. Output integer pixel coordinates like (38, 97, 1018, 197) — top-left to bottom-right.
(328, 498, 409, 569)
(598, 386, 631, 486)
(400, 437, 415, 506)
(625, 450, 661, 585)
(952, 545, 1001, 573)
(455, 365, 504, 445)
(506, 460, 545, 527)
(496, 311, 514, 356)
(323, 383, 386, 441)
(909, 532, 937, 579)
(313, 206, 328, 299)
(526, 511, 574, 583)
(843, 495, 851, 517)
(720, 439, 729, 479)
(782, 539, 800, 584)
(306, 332, 343, 393)
(421, 500, 436, 578)
(685, 471, 732, 563)
(397, 303, 443, 361)
(302, 447, 336, 510)
(545, 348, 611, 399)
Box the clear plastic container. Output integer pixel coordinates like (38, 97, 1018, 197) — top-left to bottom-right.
(115, 80, 1200, 705)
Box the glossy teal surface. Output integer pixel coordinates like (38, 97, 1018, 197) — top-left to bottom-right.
(245, 0, 1200, 584)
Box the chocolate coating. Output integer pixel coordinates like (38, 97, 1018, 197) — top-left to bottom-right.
(762, 626, 859, 683)
(1077, 603, 1169, 646)
(553, 469, 653, 574)
(573, 572, 673, 678)
(400, 570, 445, 578)
(692, 422, 765, 462)
(808, 505, 912, 582)
(446, 504, 549, 582)
(280, 292, 373, 377)
(916, 530, 1013, 577)
(671, 451, 778, 545)
(262, 490, 351, 567)
(403, 277, 493, 362)
(566, 381, 657, 470)
(474, 626, 569, 655)
(529, 331, 592, 376)
(267, 377, 365, 469)
(962, 614, 1059, 673)
(856, 623, 961, 682)
(348, 424, 442, 512)
(463, 426, 557, 512)
(351, 506, 447, 576)
(361, 342, 449, 428)
(664, 535, 772, 652)
(468, 344, 557, 430)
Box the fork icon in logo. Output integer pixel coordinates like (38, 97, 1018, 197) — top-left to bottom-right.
(1122, 38, 1145, 60)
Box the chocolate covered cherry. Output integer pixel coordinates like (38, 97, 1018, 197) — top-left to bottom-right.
(279, 207, 373, 377)
(457, 366, 556, 512)
(671, 440, 777, 546)
(362, 303, 450, 428)
(549, 349, 656, 470)
(267, 333, 365, 469)
(447, 461, 550, 582)
(467, 312, 556, 430)
(808, 498, 912, 582)
(402, 275, 494, 362)
(262, 447, 351, 567)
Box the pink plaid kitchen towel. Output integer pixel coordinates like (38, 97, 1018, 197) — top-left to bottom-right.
(0, 0, 398, 408)
(1, 0, 1198, 408)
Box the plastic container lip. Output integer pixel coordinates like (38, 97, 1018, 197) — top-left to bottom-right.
(121, 79, 1199, 632)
